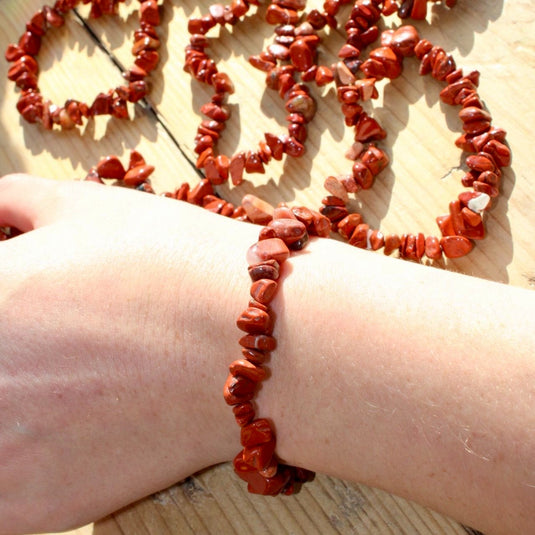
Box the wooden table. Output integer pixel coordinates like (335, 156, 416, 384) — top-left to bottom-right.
(1, 1, 533, 533)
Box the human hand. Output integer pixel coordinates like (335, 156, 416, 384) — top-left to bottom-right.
(0, 174, 250, 534)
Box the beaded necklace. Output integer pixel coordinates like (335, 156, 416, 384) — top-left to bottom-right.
(174, 0, 509, 262)
(5, 0, 161, 130)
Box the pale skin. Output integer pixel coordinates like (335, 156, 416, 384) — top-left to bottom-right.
(0, 174, 533, 535)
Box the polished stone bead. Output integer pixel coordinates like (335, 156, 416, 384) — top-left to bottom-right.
(311, 211, 331, 237)
(233, 402, 255, 427)
(285, 93, 316, 122)
(249, 298, 269, 312)
(241, 347, 269, 365)
(369, 46, 402, 79)
(244, 151, 265, 174)
(335, 60, 356, 85)
(430, 49, 456, 81)
(440, 79, 477, 106)
(140, 0, 160, 26)
(96, 155, 126, 180)
(227, 152, 245, 186)
(359, 58, 386, 80)
(239, 334, 277, 352)
(440, 235, 473, 258)
(43, 6, 65, 27)
(132, 35, 160, 56)
(243, 441, 276, 470)
(241, 418, 274, 447)
(352, 161, 373, 189)
(324, 175, 349, 203)
(461, 206, 482, 228)
(459, 191, 490, 213)
(315, 65, 334, 86)
(18, 31, 41, 56)
(126, 80, 147, 103)
(187, 178, 213, 205)
(424, 236, 442, 260)
(383, 234, 401, 255)
(354, 78, 378, 101)
(267, 218, 307, 245)
(128, 150, 146, 170)
(390, 25, 419, 56)
(320, 204, 348, 222)
(273, 206, 296, 220)
(204, 155, 229, 185)
(135, 49, 159, 73)
(265, 5, 299, 25)
(230, 359, 266, 382)
(483, 139, 511, 168)
(354, 113, 387, 142)
(473, 180, 499, 198)
(339, 174, 359, 193)
(259, 458, 279, 478)
(449, 199, 465, 234)
(337, 213, 363, 240)
(247, 238, 290, 265)
(250, 279, 278, 305)
(349, 223, 370, 248)
(5, 44, 25, 62)
(201, 102, 230, 122)
(289, 39, 314, 72)
(410, 0, 428, 19)
(248, 259, 280, 281)
(414, 38, 433, 59)
(7, 55, 38, 81)
(466, 153, 495, 173)
(174, 182, 190, 201)
(234, 452, 291, 495)
(236, 307, 272, 334)
(111, 97, 129, 120)
(90, 92, 113, 116)
(459, 106, 491, 125)
(123, 164, 155, 186)
(224, 375, 255, 406)
(242, 194, 274, 224)
(402, 233, 425, 260)
(212, 72, 235, 94)
(264, 133, 285, 161)
(360, 145, 389, 175)
(369, 229, 385, 250)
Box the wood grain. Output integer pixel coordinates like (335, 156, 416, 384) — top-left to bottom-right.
(1, 0, 532, 533)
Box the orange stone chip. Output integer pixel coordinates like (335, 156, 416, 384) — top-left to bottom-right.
(247, 238, 290, 265)
(440, 235, 473, 258)
(242, 194, 274, 224)
(250, 279, 278, 304)
(236, 307, 272, 334)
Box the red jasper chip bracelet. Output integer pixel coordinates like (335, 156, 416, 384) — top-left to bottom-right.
(5, 0, 161, 130)
(227, 215, 316, 495)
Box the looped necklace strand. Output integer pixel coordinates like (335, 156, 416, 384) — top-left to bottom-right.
(5, 0, 161, 130)
(179, 0, 510, 261)
(184, 0, 459, 187)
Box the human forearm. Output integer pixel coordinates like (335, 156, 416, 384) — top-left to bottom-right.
(261, 236, 535, 535)
(1, 175, 533, 534)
